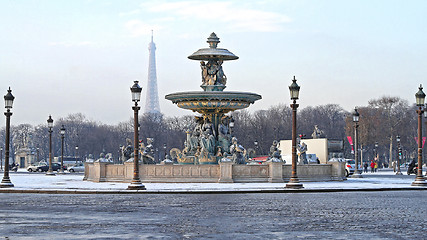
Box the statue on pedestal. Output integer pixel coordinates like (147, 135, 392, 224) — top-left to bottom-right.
(268, 140, 283, 162)
(230, 137, 246, 164)
(123, 138, 133, 161)
(311, 125, 325, 139)
(297, 139, 308, 164)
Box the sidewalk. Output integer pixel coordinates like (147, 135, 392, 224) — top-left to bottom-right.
(0, 169, 426, 194)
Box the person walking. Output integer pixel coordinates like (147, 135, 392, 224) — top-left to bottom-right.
(374, 161, 378, 172)
(364, 162, 368, 173)
(370, 160, 375, 173)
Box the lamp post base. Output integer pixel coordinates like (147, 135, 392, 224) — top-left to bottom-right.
(286, 178, 304, 189)
(411, 176, 427, 186)
(395, 171, 403, 175)
(127, 181, 146, 190)
(0, 177, 14, 188)
(350, 172, 363, 178)
(45, 171, 56, 176)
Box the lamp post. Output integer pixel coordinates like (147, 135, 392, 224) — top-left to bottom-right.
(351, 108, 362, 178)
(374, 142, 378, 161)
(127, 80, 146, 190)
(36, 147, 39, 163)
(0, 147, 3, 171)
(163, 143, 167, 160)
(46, 115, 55, 176)
(1, 87, 15, 188)
(254, 140, 259, 156)
(412, 85, 427, 186)
(229, 117, 235, 136)
(58, 125, 66, 174)
(396, 136, 402, 175)
(286, 76, 303, 189)
(75, 146, 79, 164)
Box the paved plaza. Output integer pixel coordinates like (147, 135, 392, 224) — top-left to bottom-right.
(0, 169, 426, 239)
(0, 168, 425, 193)
(1, 190, 426, 239)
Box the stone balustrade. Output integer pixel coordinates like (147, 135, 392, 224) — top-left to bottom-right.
(84, 161, 346, 183)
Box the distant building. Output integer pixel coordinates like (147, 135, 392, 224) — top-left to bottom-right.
(144, 31, 161, 114)
(15, 148, 36, 168)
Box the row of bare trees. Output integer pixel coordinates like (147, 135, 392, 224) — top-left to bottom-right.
(0, 96, 423, 165)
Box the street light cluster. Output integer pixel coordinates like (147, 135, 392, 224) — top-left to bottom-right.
(1, 82, 427, 190)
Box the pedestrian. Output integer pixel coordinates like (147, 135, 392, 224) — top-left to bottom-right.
(370, 160, 375, 173)
(374, 162, 378, 172)
(364, 162, 368, 173)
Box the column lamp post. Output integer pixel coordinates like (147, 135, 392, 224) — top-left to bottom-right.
(1, 87, 15, 188)
(75, 146, 79, 164)
(127, 80, 146, 190)
(396, 136, 402, 175)
(351, 108, 362, 178)
(46, 115, 55, 176)
(254, 140, 259, 156)
(163, 143, 167, 160)
(286, 76, 303, 189)
(412, 85, 427, 186)
(229, 117, 235, 136)
(374, 142, 378, 162)
(0, 147, 3, 171)
(58, 125, 66, 174)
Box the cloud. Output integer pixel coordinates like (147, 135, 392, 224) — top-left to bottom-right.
(48, 41, 95, 47)
(139, 1, 291, 32)
(124, 20, 162, 37)
(119, 9, 141, 17)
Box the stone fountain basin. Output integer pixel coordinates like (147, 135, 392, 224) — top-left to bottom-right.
(165, 91, 261, 113)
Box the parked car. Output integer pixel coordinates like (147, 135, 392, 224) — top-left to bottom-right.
(68, 163, 85, 172)
(36, 163, 66, 172)
(345, 159, 362, 177)
(27, 162, 47, 172)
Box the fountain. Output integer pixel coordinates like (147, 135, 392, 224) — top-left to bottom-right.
(84, 33, 346, 183)
(165, 33, 261, 164)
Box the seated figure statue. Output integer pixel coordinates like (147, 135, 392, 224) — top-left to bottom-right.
(229, 137, 246, 164)
(268, 140, 282, 162)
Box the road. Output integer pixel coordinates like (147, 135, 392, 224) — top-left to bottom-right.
(1, 190, 426, 239)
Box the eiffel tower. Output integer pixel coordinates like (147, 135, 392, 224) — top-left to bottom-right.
(144, 31, 161, 114)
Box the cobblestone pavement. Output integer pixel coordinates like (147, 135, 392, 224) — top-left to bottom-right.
(1, 191, 426, 239)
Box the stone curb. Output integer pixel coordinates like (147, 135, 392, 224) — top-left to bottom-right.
(0, 187, 426, 194)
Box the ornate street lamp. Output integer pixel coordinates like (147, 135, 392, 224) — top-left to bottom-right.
(127, 80, 146, 190)
(412, 85, 427, 186)
(1, 87, 15, 188)
(396, 136, 402, 175)
(351, 108, 362, 178)
(286, 76, 303, 189)
(75, 145, 79, 164)
(374, 142, 378, 160)
(254, 140, 259, 156)
(46, 115, 55, 176)
(0, 147, 3, 171)
(229, 117, 235, 136)
(163, 143, 167, 160)
(58, 125, 66, 174)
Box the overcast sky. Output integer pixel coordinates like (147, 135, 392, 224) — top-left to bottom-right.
(1, 0, 426, 126)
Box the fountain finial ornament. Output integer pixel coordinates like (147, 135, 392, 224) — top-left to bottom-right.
(207, 32, 220, 48)
(188, 33, 238, 92)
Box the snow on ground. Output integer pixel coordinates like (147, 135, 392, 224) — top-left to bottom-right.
(0, 169, 422, 191)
